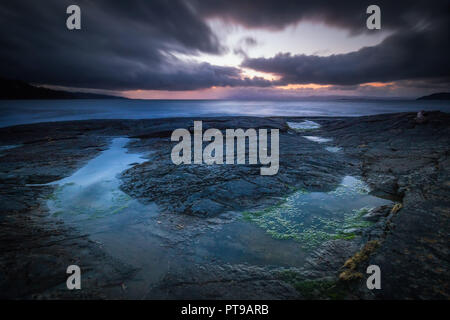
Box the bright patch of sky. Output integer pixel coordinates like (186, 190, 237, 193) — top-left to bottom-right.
(172, 19, 391, 71)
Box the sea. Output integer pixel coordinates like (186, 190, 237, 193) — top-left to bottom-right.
(0, 98, 449, 128)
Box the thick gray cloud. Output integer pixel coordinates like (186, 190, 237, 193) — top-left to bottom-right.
(0, 0, 272, 90)
(0, 0, 448, 91)
(243, 21, 450, 86)
(194, 0, 448, 33)
(238, 0, 450, 87)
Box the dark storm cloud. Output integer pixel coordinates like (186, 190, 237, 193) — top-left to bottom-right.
(193, 0, 448, 33)
(0, 0, 448, 91)
(237, 0, 450, 87)
(0, 0, 271, 90)
(242, 21, 450, 86)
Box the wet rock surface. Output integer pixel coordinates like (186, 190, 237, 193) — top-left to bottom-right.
(318, 111, 450, 299)
(120, 117, 349, 216)
(0, 112, 448, 299)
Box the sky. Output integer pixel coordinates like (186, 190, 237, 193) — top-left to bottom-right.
(0, 0, 449, 99)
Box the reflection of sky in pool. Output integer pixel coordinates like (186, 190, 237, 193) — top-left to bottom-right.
(303, 136, 333, 143)
(40, 137, 393, 292)
(46, 137, 153, 223)
(326, 146, 342, 153)
(49, 138, 144, 187)
(45, 137, 169, 298)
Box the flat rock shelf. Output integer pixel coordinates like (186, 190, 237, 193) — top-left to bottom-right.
(0, 111, 449, 299)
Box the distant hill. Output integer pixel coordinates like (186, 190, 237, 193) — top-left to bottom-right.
(0, 78, 125, 99)
(417, 92, 450, 100)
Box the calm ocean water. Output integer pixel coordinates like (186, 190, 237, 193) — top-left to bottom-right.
(0, 99, 449, 128)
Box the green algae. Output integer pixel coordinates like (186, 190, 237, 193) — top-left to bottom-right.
(294, 279, 346, 299)
(277, 270, 346, 299)
(242, 202, 372, 250)
(241, 177, 389, 250)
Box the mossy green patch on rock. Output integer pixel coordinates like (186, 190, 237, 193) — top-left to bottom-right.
(333, 233, 356, 240)
(294, 279, 347, 300)
(240, 176, 391, 250)
(277, 271, 346, 299)
(242, 196, 374, 250)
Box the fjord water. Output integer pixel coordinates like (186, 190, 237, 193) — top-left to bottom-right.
(1, 98, 450, 127)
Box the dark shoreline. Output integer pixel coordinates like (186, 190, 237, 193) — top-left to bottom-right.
(0, 112, 449, 299)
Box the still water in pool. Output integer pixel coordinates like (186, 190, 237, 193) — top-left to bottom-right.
(43, 137, 392, 297)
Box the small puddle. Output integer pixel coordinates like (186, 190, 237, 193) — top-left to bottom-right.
(303, 136, 333, 143)
(287, 120, 340, 152)
(325, 146, 342, 153)
(287, 120, 321, 130)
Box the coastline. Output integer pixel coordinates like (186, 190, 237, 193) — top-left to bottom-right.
(0, 112, 449, 299)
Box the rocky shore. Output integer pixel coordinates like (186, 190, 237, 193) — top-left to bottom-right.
(0, 111, 448, 299)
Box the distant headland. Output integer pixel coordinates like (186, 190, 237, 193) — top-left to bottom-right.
(0, 77, 124, 100)
(417, 92, 450, 100)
